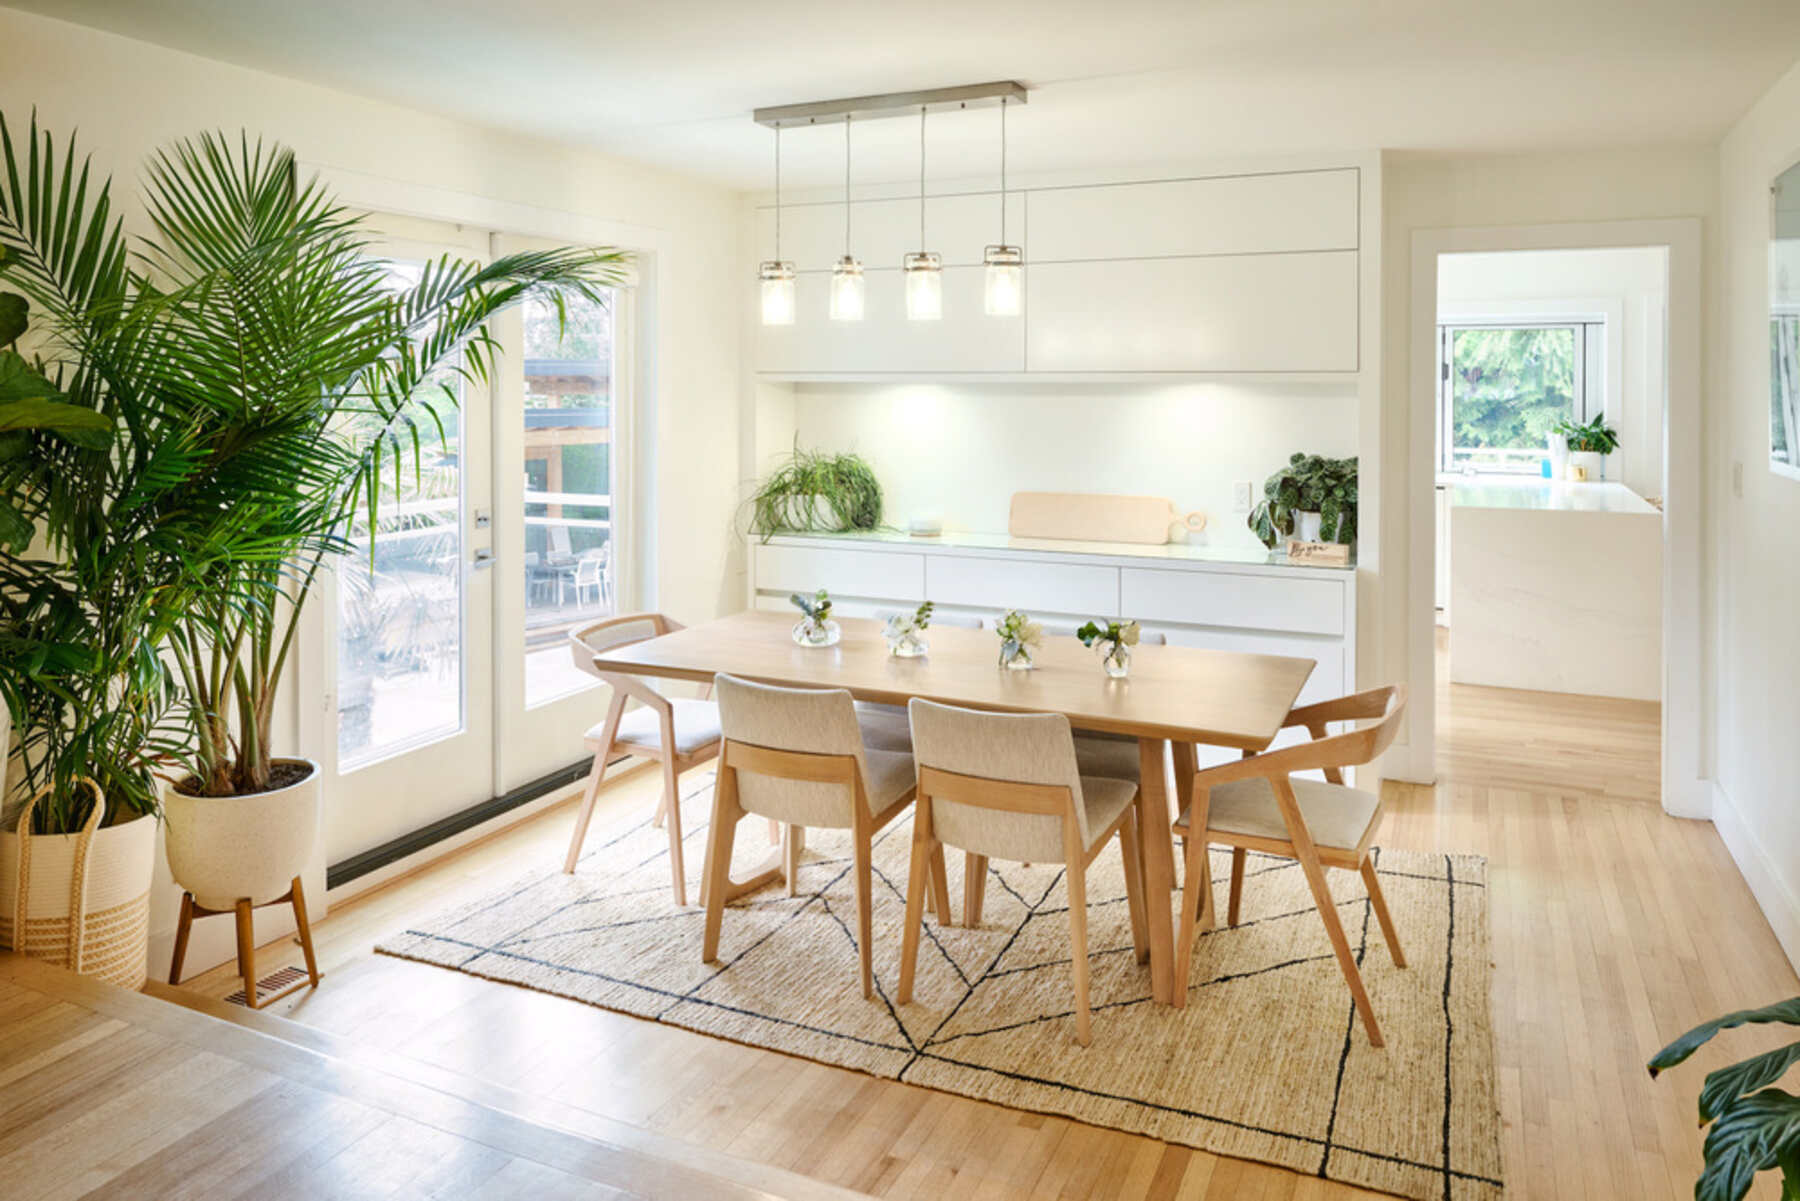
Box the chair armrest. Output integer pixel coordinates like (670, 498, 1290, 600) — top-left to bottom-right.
(1283, 687, 1394, 732)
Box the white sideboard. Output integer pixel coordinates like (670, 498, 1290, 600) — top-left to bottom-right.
(746, 531, 1356, 709)
(751, 165, 1364, 378)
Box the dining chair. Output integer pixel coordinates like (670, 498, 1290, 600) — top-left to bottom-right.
(1172, 685, 1408, 1046)
(573, 550, 606, 608)
(897, 699, 1148, 1045)
(562, 613, 720, 905)
(703, 674, 951, 999)
(856, 610, 984, 753)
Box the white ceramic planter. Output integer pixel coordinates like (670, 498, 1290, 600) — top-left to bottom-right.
(163, 759, 321, 911)
(0, 800, 156, 989)
(1294, 511, 1324, 542)
(1568, 451, 1606, 481)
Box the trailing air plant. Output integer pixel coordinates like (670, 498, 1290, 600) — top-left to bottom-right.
(749, 444, 883, 541)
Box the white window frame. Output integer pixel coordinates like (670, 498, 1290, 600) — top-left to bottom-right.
(1435, 317, 1606, 475)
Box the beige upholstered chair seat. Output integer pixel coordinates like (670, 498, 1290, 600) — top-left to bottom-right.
(1184, 776, 1379, 852)
(1072, 733, 1139, 782)
(862, 748, 919, 817)
(591, 699, 721, 755)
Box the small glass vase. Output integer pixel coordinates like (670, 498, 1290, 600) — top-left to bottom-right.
(885, 626, 929, 658)
(999, 643, 1035, 671)
(1101, 643, 1131, 679)
(792, 617, 841, 648)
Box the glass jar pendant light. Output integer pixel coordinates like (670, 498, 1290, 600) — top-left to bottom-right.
(984, 96, 1022, 316)
(758, 125, 795, 325)
(904, 106, 943, 321)
(830, 115, 865, 321)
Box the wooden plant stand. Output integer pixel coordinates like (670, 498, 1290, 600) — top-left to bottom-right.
(167, 875, 321, 1009)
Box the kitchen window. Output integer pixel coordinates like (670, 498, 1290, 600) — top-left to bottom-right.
(1436, 321, 1604, 475)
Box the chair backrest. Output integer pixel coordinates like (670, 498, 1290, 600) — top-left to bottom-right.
(568, 613, 668, 681)
(906, 699, 1090, 863)
(714, 673, 874, 828)
(574, 556, 603, 586)
(1039, 623, 1164, 645)
(524, 551, 540, 568)
(548, 524, 573, 558)
(1265, 684, 1409, 785)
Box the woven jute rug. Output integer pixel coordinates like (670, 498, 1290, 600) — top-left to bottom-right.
(379, 774, 1503, 1200)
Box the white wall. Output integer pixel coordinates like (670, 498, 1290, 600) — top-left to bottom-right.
(1713, 54, 1800, 972)
(0, 7, 744, 972)
(778, 381, 1358, 553)
(1438, 247, 1668, 497)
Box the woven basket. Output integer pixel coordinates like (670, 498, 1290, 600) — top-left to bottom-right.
(0, 783, 155, 990)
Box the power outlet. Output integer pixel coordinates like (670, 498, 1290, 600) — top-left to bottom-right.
(1232, 481, 1254, 513)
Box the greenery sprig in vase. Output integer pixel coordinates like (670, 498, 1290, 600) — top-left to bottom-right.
(1077, 619, 1140, 679)
(1649, 996, 1800, 1200)
(884, 601, 933, 658)
(1248, 453, 1357, 549)
(995, 610, 1042, 671)
(790, 589, 840, 647)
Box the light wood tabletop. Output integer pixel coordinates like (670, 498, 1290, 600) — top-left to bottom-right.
(588, 610, 1314, 749)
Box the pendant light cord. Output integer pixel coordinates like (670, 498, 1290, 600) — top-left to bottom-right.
(774, 125, 782, 260)
(919, 106, 927, 250)
(843, 115, 852, 256)
(999, 97, 1007, 245)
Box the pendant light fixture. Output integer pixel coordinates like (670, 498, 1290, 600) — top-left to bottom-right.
(758, 125, 795, 325)
(829, 115, 865, 322)
(983, 96, 1022, 317)
(903, 105, 943, 321)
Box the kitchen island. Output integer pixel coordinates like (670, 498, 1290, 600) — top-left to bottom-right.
(1445, 477, 1661, 701)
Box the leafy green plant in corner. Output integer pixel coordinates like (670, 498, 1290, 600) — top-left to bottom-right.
(1555, 413, 1620, 454)
(1248, 453, 1358, 549)
(749, 444, 883, 541)
(1648, 997, 1800, 1200)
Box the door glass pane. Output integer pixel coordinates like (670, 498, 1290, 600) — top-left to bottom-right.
(523, 289, 616, 706)
(337, 260, 467, 768)
(1447, 326, 1576, 474)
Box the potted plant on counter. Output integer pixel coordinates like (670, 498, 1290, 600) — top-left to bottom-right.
(1249, 453, 1358, 550)
(1554, 415, 1619, 481)
(0, 113, 628, 990)
(749, 444, 883, 542)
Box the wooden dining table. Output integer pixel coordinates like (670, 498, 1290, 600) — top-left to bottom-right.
(589, 609, 1316, 1005)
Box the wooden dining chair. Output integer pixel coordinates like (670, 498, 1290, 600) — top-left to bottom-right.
(897, 699, 1148, 1045)
(703, 674, 950, 999)
(1172, 685, 1408, 1045)
(562, 613, 720, 905)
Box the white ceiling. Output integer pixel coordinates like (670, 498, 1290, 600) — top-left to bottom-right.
(16, 0, 1800, 191)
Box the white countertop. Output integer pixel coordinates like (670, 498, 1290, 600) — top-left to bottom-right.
(761, 529, 1356, 575)
(1441, 476, 1659, 516)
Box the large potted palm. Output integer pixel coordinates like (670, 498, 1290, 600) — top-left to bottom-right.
(0, 114, 627, 988)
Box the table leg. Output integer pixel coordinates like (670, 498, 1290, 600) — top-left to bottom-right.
(1136, 737, 1176, 1005)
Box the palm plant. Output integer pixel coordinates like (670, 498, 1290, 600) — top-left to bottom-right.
(0, 113, 629, 825)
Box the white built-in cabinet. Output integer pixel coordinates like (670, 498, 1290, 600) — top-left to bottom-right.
(752, 166, 1361, 377)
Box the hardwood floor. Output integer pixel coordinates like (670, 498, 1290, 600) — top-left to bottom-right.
(0, 951, 864, 1199)
(164, 641, 1799, 1200)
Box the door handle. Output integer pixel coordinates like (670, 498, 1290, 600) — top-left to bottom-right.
(472, 548, 495, 570)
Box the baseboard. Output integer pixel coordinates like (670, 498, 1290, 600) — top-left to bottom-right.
(1660, 775, 1714, 820)
(1713, 782, 1800, 976)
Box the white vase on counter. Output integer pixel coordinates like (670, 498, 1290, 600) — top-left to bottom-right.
(1568, 451, 1606, 482)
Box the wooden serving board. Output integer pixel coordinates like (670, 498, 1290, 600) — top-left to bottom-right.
(1008, 491, 1207, 545)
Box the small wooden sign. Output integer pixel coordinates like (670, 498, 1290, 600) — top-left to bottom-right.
(1286, 539, 1352, 567)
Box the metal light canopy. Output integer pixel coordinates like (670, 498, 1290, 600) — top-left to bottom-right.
(754, 81, 1026, 129)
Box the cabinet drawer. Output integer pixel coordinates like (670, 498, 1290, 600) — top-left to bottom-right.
(925, 555, 1118, 616)
(1123, 568, 1346, 637)
(755, 544, 924, 600)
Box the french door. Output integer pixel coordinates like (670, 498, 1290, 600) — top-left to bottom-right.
(306, 221, 632, 867)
